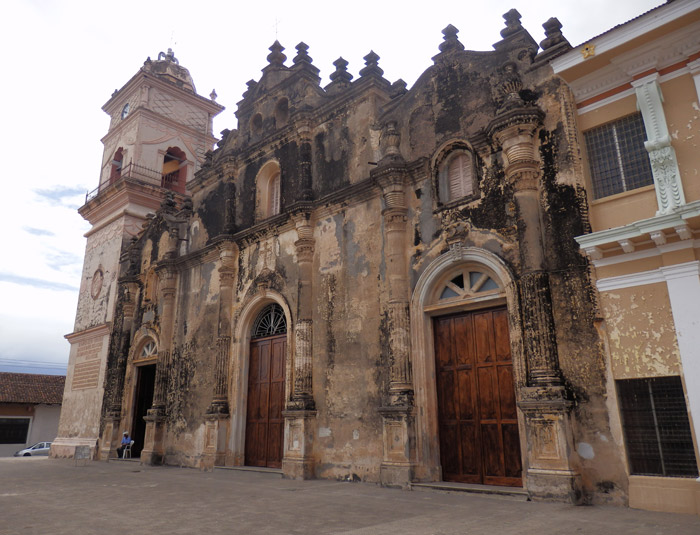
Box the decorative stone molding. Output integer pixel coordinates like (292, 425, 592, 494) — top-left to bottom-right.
(632, 74, 685, 214)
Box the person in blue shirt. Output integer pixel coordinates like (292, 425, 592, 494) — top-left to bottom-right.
(117, 431, 131, 458)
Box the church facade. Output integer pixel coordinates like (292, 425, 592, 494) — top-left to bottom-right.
(52, 6, 699, 509)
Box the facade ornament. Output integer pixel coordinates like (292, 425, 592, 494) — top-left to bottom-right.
(266, 41, 287, 68)
(438, 24, 465, 54)
(329, 57, 353, 85)
(632, 74, 685, 214)
(359, 51, 384, 78)
(500, 9, 523, 38)
(157, 48, 179, 64)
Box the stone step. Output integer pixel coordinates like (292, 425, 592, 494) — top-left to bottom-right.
(410, 481, 530, 500)
(214, 465, 283, 476)
(108, 457, 141, 463)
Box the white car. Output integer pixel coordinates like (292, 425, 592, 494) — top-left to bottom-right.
(14, 442, 51, 456)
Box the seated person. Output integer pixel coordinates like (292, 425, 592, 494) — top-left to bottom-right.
(116, 431, 131, 458)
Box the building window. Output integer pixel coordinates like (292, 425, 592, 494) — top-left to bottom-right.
(0, 417, 30, 444)
(584, 113, 653, 199)
(437, 269, 500, 301)
(252, 303, 287, 338)
(256, 162, 282, 220)
(617, 376, 698, 477)
(438, 151, 475, 204)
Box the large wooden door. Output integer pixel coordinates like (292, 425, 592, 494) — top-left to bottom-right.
(434, 307, 522, 486)
(132, 364, 156, 458)
(245, 334, 285, 468)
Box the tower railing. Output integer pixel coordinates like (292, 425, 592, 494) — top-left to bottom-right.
(85, 162, 182, 203)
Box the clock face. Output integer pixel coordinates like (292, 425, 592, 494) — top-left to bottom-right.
(121, 103, 130, 119)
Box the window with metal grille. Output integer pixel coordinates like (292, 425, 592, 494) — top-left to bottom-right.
(0, 417, 30, 444)
(617, 376, 698, 477)
(584, 113, 653, 199)
(252, 303, 287, 338)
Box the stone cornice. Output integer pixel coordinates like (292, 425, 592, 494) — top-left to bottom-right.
(576, 199, 700, 259)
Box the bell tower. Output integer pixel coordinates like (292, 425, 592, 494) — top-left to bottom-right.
(51, 50, 224, 458)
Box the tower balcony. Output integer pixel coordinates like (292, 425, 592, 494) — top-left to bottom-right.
(85, 162, 185, 204)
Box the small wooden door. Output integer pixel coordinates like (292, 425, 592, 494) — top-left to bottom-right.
(245, 334, 285, 468)
(434, 307, 522, 486)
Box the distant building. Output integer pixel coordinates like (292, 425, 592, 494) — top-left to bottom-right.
(0, 372, 65, 456)
(53, 0, 700, 514)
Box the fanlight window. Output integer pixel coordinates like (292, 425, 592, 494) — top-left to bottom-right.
(439, 151, 475, 203)
(438, 269, 500, 301)
(140, 341, 157, 359)
(252, 303, 287, 338)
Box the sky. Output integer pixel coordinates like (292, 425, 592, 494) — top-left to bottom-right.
(0, 0, 663, 375)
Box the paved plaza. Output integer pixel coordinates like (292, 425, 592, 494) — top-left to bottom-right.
(1, 457, 699, 534)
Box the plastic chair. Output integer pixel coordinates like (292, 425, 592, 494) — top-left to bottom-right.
(123, 440, 134, 459)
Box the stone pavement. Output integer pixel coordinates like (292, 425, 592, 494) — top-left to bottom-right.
(1, 457, 699, 535)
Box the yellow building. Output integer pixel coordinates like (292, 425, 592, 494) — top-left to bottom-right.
(552, 0, 700, 515)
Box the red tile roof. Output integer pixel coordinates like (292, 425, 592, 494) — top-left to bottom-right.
(0, 373, 65, 404)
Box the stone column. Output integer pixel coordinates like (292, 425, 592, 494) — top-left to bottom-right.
(141, 264, 177, 465)
(100, 280, 139, 460)
(489, 111, 580, 502)
(282, 212, 317, 479)
(373, 122, 416, 488)
(202, 243, 238, 470)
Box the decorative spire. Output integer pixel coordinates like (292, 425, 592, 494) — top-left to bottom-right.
(242, 79, 258, 99)
(359, 51, 383, 78)
(439, 24, 465, 53)
(539, 17, 567, 50)
(266, 41, 287, 68)
(292, 42, 320, 77)
(500, 9, 523, 38)
(293, 42, 312, 65)
(329, 57, 353, 84)
(157, 48, 179, 64)
(210, 89, 218, 101)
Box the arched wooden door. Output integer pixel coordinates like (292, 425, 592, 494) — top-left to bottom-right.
(434, 307, 522, 486)
(245, 304, 286, 468)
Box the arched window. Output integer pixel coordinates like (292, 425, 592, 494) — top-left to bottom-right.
(435, 267, 502, 303)
(140, 340, 157, 359)
(256, 162, 282, 220)
(252, 303, 287, 338)
(109, 148, 124, 184)
(268, 172, 281, 217)
(438, 150, 475, 203)
(161, 147, 187, 194)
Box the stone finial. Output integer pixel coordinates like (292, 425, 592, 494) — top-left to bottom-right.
(210, 89, 218, 101)
(390, 79, 407, 98)
(158, 48, 179, 64)
(293, 42, 312, 65)
(329, 57, 353, 84)
(243, 79, 258, 99)
(540, 17, 567, 50)
(439, 24, 465, 53)
(359, 51, 384, 77)
(292, 42, 320, 77)
(266, 40, 287, 67)
(500, 9, 523, 38)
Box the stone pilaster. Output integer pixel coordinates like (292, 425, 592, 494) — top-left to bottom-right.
(202, 245, 237, 470)
(100, 280, 139, 460)
(373, 126, 416, 487)
(282, 213, 317, 479)
(141, 265, 177, 465)
(488, 100, 579, 502)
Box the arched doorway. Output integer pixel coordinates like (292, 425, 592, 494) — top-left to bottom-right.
(131, 340, 157, 458)
(410, 248, 526, 487)
(244, 303, 286, 468)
